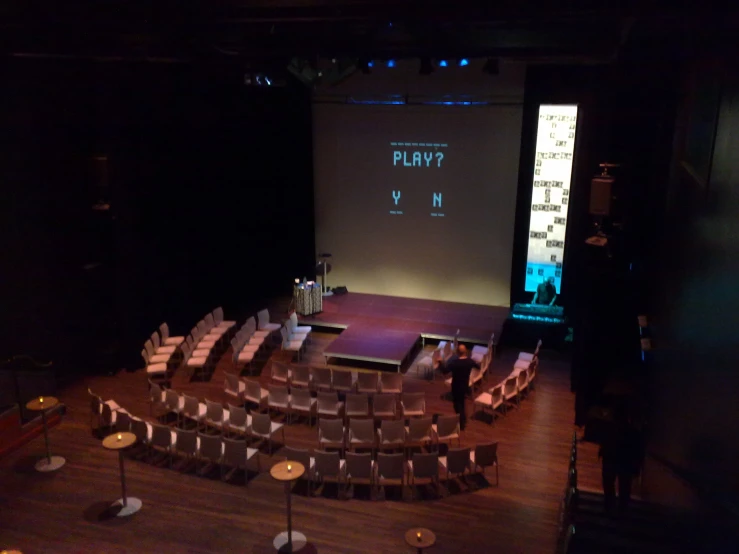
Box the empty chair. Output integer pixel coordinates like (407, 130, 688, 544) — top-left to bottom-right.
(356, 371, 379, 394)
(250, 412, 285, 455)
(244, 316, 270, 340)
(226, 403, 251, 437)
(471, 441, 499, 485)
(182, 394, 207, 430)
(317, 391, 344, 419)
(204, 399, 229, 432)
(165, 388, 185, 424)
(213, 306, 237, 332)
(345, 451, 375, 497)
(268, 384, 291, 422)
(375, 452, 405, 498)
(141, 348, 168, 383)
(257, 308, 281, 334)
(407, 452, 440, 499)
(285, 317, 309, 343)
(502, 376, 518, 410)
(270, 361, 291, 385)
(377, 419, 405, 451)
(527, 365, 537, 392)
(517, 370, 529, 399)
(182, 340, 209, 381)
(311, 367, 333, 392)
(518, 339, 542, 362)
(159, 322, 185, 347)
(331, 369, 353, 393)
(432, 414, 461, 447)
(405, 417, 433, 455)
(439, 446, 472, 482)
(143, 340, 170, 365)
(224, 372, 246, 405)
(280, 326, 304, 360)
(244, 379, 269, 410)
(115, 410, 132, 433)
(222, 437, 259, 485)
(348, 418, 376, 454)
(313, 450, 346, 495)
(290, 387, 317, 426)
(289, 312, 312, 343)
(318, 418, 346, 454)
(149, 333, 177, 357)
(344, 393, 370, 422)
(401, 392, 426, 418)
(148, 380, 167, 417)
(290, 365, 311, 389)
(372, 394, 397, 419)
(471, 333, 495, 363)
(173, 428, 199, 470)
(473, 384, 504, 423)
(282, 446, 315, 487)
(150, 423, 176, 463)
(131, 417, 153, 449)
(232, 339, 255, 374)
(101, 403, 127, 429)
(197, 433, 223, 475)
(379, 372, 403, 395)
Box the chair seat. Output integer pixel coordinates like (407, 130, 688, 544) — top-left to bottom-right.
(237, 351, 255, 363)
(155, 345, 177, 355)
(193, 348, 211, 358)
(260, 322, 281, 332)
(253, 330, 270, 338)
(293, 325, 312, 334)
(241, 344, 260, 353)
(198, 340, 218, 349)
(187, 356, 208, 367)
(431, 423, 459, 443)
(514, 359, 531, 371)
(417, 356, 433, 368)
(186, 403, 207, 420)
(288, 332, 308, 341)
(475, 392, 493, 406)
(518, 352, 534, 362)
(403, 410, 425, 417)
(146, 363, 168, 375)
(471, 352, 485, 364)
(164, 336, 185, 346)
(218, 320, 237, 329)
(471, 345, 488, 356)
(208, 327, 228, 336)
(149, 354, 171, 364)
(282, 340, 303, 351)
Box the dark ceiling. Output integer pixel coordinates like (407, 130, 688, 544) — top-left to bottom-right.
(1, 1, 736, 65)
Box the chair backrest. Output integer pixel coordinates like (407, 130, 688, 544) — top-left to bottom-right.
(373, 394, 397, 416)
(144, 340, 155, 359)
(246, 379, 262, 401)
(380, 372, 403, 392)
(204, 313, 216, 329)
(175, 428, 197, 454)
(445, 447, 471, 474)
(101, 403, 116, 426)
(319, 418, 345, 442)
(165, 389, 181, 410)
(198, 433, 222, 461)
(411, 452, 439, 478)
(291, 387, 312, 409)
(183, 395, 200, 417)
(159, 322, 170, 341)
(244, 317, 257, 334)
(257, 309, 271, 329)
(356, 371, 378, 392)
(268, 384, 289, 405)
(534, 339, 542, 356)
(213, 306, 225, 325)
(312, 367, 332, 387)
(504, 376, 517, 394)
(332, 369, 353, 389)
(150, 331, 161, 349)
(488, 332, 495, 351)
(227, 404, 247, 428)
(346, 452, 373, 479)
(349, 418, 375, 441)
(250, 412, 271, 435)
(280, 326, 289, 343)
(436, 414, 460, 438)
(151, 423, 173, 448)
(517, 371, 527, 389)
(491, 384, 503, 402)
(148, 380, 162, 401)
(181, 339, 192, 361)
(140, 348, 149, 365)
(317, 391, 340, 414)
(402, 392, 426, 413)
(408, 417, 432, 440)
(224, 372, 240, 393)
(222, 437, 247, 468)
(197, 319, 208, 336)
(474, 441, 498, 467)
(116, 410, 132, 432)
(271, 361, 289, 382)
(315, 450, 341, 477)
(442, 341, 452, 360)
(205, 399, 224, 423)
(377, 452, 405, 479)
(283, 446, 312, 470)
(131, 418, 149, 443)
(345, 393, 369, 414)
(291, 365, 310, 386)
(88, 388, 101, 414)
(380, 419, 405, 442)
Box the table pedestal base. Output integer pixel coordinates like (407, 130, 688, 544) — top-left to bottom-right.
(273, 530, 307, 553)
(111, 497, 142, 517)
(35, 455, 66, 472)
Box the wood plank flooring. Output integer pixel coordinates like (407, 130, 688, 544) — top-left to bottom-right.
(0, 331, 597, 554)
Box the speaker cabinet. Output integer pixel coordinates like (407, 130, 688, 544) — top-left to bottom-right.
(589, 175, 614, 216)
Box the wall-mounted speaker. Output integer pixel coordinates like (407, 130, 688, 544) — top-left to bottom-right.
(589, 175, 614, 216)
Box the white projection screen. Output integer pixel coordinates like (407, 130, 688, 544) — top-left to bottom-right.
(313, 102, 523, 306)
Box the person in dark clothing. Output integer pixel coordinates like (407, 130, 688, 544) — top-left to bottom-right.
(441, 344, 479, 430)
(598, 402, 643, 515)
(532, 276, 557, 306)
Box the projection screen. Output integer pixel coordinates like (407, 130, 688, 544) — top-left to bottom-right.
(313, 103, 523, 306)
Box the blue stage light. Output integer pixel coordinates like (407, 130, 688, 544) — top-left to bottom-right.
(387, 60, 395, 68)
(459, 58, 469, 67)
(368, 61, 374, 68)
(439, 60, 448, 67)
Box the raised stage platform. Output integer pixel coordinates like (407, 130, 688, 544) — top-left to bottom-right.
(298, 293, 508, 371)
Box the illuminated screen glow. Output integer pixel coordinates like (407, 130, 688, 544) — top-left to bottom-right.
(524, 104, 578, 294)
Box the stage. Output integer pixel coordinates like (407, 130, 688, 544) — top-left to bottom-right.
(298, 293, 508, 371)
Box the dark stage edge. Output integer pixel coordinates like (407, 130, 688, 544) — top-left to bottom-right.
(299, 293, 508, 372)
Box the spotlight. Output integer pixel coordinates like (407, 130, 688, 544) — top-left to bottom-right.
(482, 58, 499, 75)
(438, 60, 448, 68)
(419, 57, 434, 75)
(458, 58, 469, 67)
(368, 61, 374, 68)
(387, 59, 395, 68)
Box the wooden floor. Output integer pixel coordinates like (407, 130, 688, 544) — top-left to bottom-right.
(0, 332, 603, 554)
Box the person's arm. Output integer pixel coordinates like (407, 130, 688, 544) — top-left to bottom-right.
(549, 294, 557, 306)
(532, 291, 539, 304)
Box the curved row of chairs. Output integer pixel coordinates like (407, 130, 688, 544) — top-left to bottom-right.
(268, 363, 405, 395)
(557, 432, 578, 553)
(224, 374, 426, 426)
(229, 311, 283, 374)
(472, 340, 541, 424)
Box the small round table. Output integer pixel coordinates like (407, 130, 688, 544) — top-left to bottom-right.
(270, 460, 306, 553)
(25, 396, 65, 472)
(102, 431, 141, 517)
(405, 528, 436, 554)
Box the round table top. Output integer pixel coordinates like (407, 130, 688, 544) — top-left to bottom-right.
(26, 396, 59, 411)
(2, 550, 24, 554)
(270, 460, 305, 481)
(405, 528, 436, 549)
(102, 431, 137, 450)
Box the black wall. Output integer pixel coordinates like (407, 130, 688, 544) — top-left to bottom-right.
(0, 59, 315, 374)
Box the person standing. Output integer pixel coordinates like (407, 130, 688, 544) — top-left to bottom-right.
(532, 276, 558, 306)
(441, 344, 479, 431)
